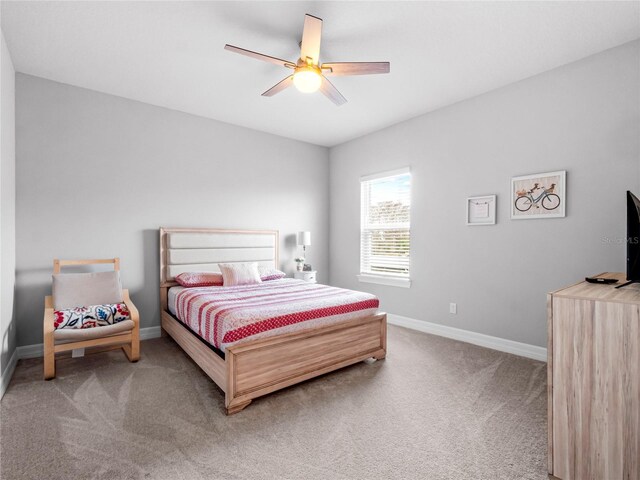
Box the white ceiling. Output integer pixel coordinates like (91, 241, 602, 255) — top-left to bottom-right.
(2, 1, 639, 147)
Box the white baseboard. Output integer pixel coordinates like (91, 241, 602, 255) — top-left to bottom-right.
(387, 314, 547, 362)
(140, 326, 162, 341)
(15, 343, 43, 360)
(1, 348, 19, 400)
(15, 325, 163, 360)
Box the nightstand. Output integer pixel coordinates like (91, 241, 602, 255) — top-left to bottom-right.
(294, 271, 317, 283)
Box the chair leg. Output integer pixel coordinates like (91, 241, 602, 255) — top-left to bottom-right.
(44, 332, 55, 380)
(122, 330, 140, 362)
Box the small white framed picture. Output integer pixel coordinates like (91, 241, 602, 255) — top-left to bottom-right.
(466, 195, 496, 225)
(511, 170, 566, 220)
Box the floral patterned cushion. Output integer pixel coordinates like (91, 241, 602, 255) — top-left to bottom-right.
(54, 303, 131, 330)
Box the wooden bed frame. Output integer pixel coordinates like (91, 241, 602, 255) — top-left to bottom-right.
(159, 227, 386, 415)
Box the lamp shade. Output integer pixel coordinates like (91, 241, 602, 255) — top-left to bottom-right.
(297, 231, 311, 247)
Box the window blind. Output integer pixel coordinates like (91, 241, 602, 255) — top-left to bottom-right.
(360, 168, 411, 278)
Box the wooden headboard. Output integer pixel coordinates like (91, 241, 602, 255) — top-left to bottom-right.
(159, 227, 279, 311)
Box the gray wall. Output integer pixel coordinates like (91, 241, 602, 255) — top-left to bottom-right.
(1, 30, 16, 377)
(16, 74, 329, 347)
(329, 40, 640, 348)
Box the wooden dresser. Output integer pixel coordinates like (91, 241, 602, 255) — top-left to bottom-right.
(547, 273, 639, 480)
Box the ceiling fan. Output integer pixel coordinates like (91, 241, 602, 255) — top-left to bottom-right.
(224, 14, 390, 106)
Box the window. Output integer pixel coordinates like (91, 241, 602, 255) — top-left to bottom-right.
(359, 168, 411, 288)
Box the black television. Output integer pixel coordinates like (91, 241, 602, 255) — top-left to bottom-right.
(617, 191, 640, 289)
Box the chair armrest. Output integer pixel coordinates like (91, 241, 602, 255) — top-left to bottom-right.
(122, 289, 140, 326)
(44, 295, 55, 334)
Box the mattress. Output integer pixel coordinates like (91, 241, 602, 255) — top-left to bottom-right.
(167, 278, 379, 352)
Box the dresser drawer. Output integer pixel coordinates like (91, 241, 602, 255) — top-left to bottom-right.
(294, 271, 317, 283)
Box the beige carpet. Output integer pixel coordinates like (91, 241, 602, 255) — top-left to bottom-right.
(0, 325, 547, 480)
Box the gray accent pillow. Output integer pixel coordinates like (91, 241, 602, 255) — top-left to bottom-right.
(52, 271, 123, 310)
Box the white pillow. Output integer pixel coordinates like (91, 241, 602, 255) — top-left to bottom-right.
(52, 271, 123, 310)
(218, 262, 262, 287)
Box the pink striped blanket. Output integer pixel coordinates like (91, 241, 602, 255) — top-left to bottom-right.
(171, 279, 379, 352)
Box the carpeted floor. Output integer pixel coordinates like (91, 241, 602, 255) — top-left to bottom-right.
(0, 325, 548, 480)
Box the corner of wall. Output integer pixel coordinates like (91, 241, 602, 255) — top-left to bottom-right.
(0, 28, 18, 399)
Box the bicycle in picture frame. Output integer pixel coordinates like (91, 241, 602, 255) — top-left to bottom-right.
(511, 170, 566, 219)
(514, 183, 560, 212)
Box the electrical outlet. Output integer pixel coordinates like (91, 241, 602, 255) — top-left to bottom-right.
(72, 348, 85, 358)
(449, 303, 457, 314)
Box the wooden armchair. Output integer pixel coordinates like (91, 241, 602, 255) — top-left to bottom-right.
(43, 258, 140, 380)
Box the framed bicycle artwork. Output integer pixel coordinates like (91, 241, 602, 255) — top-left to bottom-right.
(511, 170, 566, 219)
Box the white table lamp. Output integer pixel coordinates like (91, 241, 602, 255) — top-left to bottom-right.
(297, 231, 311, 254)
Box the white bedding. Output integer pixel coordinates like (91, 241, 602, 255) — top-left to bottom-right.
(168, 285, 183, 317)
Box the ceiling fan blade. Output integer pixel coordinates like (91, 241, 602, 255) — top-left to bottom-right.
(300, 14, 322, 65)
(321, 62, 390, 76)
(224, 44, 296, 69)
(262, 76, 294, 97)
(320, 75, 347, 106)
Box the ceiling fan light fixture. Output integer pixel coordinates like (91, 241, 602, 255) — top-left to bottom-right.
(225, 14, 390, 105)
(293, 66, 322, 93)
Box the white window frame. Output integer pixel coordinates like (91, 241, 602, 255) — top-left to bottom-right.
(358, 167, 411, 288)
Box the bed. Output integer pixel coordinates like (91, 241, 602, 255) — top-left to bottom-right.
(159, 227, 387, 414)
